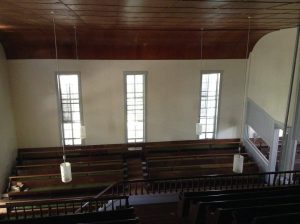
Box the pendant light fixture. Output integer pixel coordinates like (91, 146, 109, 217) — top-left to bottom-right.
(233, 16, 251, 174)
(196, 28, 204, 137)
(51, 11, 72, 183)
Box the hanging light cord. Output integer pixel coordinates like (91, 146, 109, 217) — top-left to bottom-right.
(245, 17, 251, 59)
(239, 16, 252, 154)
(200, 28, 204, 61)
(52, 12, 66, 162)
(74, 25, 79, 60)
(198, 28, 204, 126)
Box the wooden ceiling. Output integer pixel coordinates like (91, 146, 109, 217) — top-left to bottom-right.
(0, 0, 299, 59)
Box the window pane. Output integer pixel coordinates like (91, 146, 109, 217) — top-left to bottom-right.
(198, 72, 221, 139)
(125, 73, 146, 143)
(58, 74, 82, 145)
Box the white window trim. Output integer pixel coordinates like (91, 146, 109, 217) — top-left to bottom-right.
(56, 72, 85, 146)
(124, 71, 147, 143)
(198, 70, 222, 139)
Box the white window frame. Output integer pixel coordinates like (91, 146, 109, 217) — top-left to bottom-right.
(198, 71, 222, 139)
(124, 71, 147, 143)
(56, 72, 84, 146)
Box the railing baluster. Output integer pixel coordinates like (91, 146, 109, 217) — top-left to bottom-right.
(72, 202, 75, 214)
(31, 205, 34, 219)
(14, 206, 18, 220)
(213, 177, 216, 190)
(64, 203, 67, 214)
(192, 179, 194, 192)
(48, 204, 51, 217)
(135, 182, 138, 195)
(88, 200, 92, 213)
(6, 206, 10, 220)
(151, 181, 154, 194)
(96, 201, 99, 212)
(39, 205, 43, 218)
(56, 203, 59, 216)
(180, 179, 183, 192)
(22, 206, 26, 219)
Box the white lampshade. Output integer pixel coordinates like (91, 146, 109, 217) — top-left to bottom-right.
(196, 123, 202, 135)
(60, 162, 72, 183)
(80, 125, 86, 139)
(233, 154, 244, 173)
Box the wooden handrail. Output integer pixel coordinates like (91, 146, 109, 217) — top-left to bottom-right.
(1, 195, 127, 208)
(146, 153, 248, 161)
(18, 138, 241, 153)
(74, 182, 117, 213)
(2, 170, 299, 220)
(147, 162, 256, 171)
(16, 160, 123, 169)
(9, 169, 123, 180)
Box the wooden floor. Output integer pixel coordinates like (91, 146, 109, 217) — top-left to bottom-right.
(134, 203, 179, 224)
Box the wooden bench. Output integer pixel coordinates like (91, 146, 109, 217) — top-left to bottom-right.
(231, 203, 300, 224)
(146, 153, 249, 167)
(188, 189, 300, 224)
(146, 162, 259, 179)
(144, 147, 241, 158)
(177, 186, 300, 218)
(8, 169, 126, 200)
(252, 212, 300, 224)
(18, 153, 124, 165)
(0, 207, 139, 224)
(15, 160, 126, 176)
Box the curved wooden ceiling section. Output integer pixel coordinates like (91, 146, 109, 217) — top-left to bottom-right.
(0, 0, 299, 59)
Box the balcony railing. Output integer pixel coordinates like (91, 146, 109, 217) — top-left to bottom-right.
(1, 170, 299, 220)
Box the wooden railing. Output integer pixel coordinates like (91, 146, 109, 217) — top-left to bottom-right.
(105, 170, 300, 196)
(2, 170, 300, 220)
(77, 170, 300, 212)
(0, 195, 129, 220)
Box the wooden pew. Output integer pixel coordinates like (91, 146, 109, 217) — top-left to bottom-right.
(8, 169, 126, 200)
(0, 207, 139, 224)
(18, 153, 124, 166)
(177, 186, 300, 218)
(17, 139, 240, 156)
(231, 203, 300, 224)
(15, 160, 125, 176)
(143, 138, 240, 152)
(146, 153, 249, 168)
(145, 147, 241, 158)
(146, 162, 259, 179)
(189, 193, 300, 224)
(252, 212, 300, 224)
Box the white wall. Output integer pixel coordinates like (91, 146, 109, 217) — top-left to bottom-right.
(0, 44, 17, 193)
(8, 59, 246, 148)
(247, 28, 298, 123)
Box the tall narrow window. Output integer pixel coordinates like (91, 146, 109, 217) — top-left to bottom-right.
(57, 74, 82, 145)
(199, 72, 221, 139)
(125, 72, 146, 143)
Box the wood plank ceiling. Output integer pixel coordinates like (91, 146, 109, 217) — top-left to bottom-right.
(0, 0, 299, 59)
